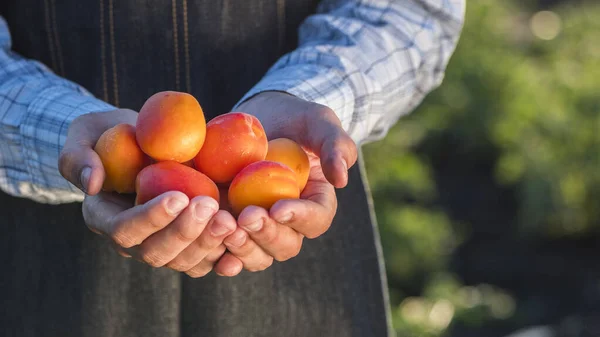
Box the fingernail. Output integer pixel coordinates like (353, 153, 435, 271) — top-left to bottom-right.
(210, 219, 233, 237)
(193, 201, 218, 222)
(339, 158, 348, 184)
(276, 213, 293, 224)
(340, 158, 348, 172)
(166, 196, 188, 215)
(225, 230, 247, 248)
(243, 219, 264, 232)
(80, 167, 92, 192)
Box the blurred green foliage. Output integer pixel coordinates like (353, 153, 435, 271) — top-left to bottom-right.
(363, 0, 600, 335)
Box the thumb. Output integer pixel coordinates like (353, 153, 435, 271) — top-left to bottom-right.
(59, 142, 105, 195)
(59, 116, 107, 195)
(304, 108, 358, 188)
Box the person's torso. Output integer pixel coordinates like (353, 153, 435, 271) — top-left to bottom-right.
(0, 2, 394, 336)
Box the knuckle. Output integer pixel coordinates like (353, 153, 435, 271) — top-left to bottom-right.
(292, 239, 303, 257)
(306, 222, 331, 239)
(140, 250, 166, 268)
(186, 266, 211, 278)
(58, 150, 77, 179)
(314, 104, 337, 119)
(172, 223, 200, 243)
(81, 201, 94, 227)
(262, 226, 280, 246)
(110, 228, 138, 249)
(167, 261, 194, 272)
(196, 234, 217, 251)
(248, 257, 274, 272)
(147, 216, 165, 231)
(273, 247, 297, 262)
(273, 251, 291, 262)
(205, 245, 227, 262)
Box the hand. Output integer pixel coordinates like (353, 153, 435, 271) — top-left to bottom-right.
(214, 91, 358, 273)
(59, 109, 242, 277)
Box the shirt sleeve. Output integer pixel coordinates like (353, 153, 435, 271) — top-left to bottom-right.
(0, 17, 115, 204)
(236, 0, 465, 145)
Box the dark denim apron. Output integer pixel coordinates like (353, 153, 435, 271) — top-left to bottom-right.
(0, 1, 392, 336)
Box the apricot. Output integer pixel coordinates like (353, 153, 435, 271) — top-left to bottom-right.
(194, 112, 268, 184)
(228, 161, 299, 215)
(94, 123, 150, 194)
(135, 161, 219, 206)
(136, 91, 206, 162)
(265, 138, 310, 191)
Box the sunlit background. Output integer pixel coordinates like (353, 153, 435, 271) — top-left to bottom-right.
(363, 0, 600, 336)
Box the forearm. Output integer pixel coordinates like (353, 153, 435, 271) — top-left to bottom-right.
(237, 0, 465, 145)
(0, 17, 114, 204)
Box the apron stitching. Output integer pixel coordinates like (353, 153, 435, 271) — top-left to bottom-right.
(50, 0, 65, 76)
(171, 0, 181, 91)
(42, 0, 58, 72)
(108, 0, 119, 106)
(99, 0, 109, 102)
(182, 0, 191, 93)
(276, 0, 286, 54)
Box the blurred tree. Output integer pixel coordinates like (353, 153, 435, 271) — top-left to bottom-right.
(364, 0, 600, 335)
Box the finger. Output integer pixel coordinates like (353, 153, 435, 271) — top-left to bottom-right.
(213, 252, 244, 277)
(237, 206, 304, 262)
(185, 245, 230, 278)
(59, 110, 137, 195)
(59, 138, 105, 195)
(135, 196, 219, 268)
(304, 108, 358, 188)
(268, 179, 337, 239)
(82, 192, 135, 235)
(103, 191, 189, 249)
(223, 228, 274, 272)
(167, 210, 237, 272)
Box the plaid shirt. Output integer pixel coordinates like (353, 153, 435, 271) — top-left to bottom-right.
(0, 0, 465, 204)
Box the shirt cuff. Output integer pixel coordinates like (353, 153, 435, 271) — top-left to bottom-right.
(234, 64, 371, 145)
(17, 86, 114, 204)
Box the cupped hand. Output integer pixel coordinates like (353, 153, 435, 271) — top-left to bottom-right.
(59, 109, 242, 277)
(214, 91, 358, 273)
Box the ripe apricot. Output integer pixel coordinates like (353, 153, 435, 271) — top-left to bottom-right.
(228, 161, 299, 215)
(265, 138, 310, 191)
(135, 161, 219, 205)
(136, 91, 206, 162)
(194, 112, 268, 184)
(94, 123, 150, 194)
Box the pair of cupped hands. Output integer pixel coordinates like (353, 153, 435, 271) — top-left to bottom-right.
(59, 92, 358, 277)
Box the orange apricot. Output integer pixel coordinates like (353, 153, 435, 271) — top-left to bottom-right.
(265, 138, 310, 191)
(228, 160, 299, 215)
(94, 123, 150, 193)
(193, 112, 268, 184)
(135, 161, 219, 206)
(136, 91, 206, 162)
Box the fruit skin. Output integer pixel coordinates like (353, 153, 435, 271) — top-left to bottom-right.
(94, 123, 150, 193)
(136, 91, 206, 162)
(135, 161, 219, 206)
(265, 138, 310, 192)
(194, 112, 268, 184)
(228, 160, 299, 216)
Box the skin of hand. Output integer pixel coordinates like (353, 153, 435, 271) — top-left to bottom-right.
(58, 109, 243, 277)
(212, 91, 358, 275)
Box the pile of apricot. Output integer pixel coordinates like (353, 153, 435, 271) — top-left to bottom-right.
(94, 91, 310, 215)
